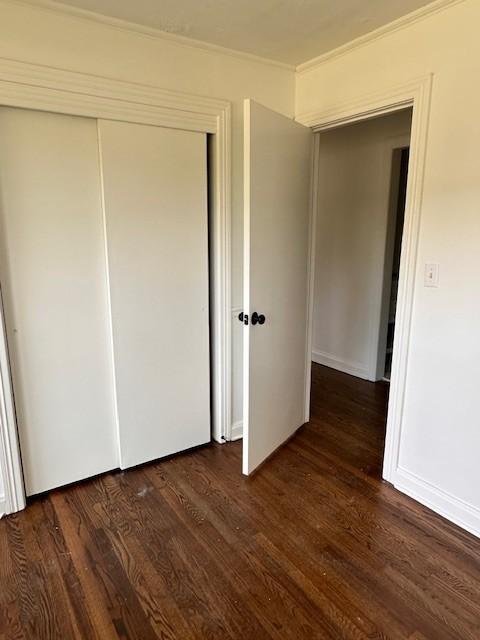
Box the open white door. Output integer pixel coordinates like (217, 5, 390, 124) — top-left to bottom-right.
(243, 100, 313, 475)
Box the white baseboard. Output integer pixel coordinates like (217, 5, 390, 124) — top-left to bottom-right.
(312, 349, 369, 380)
(393, 467, 480, 539)
(230, 420, 243, 441)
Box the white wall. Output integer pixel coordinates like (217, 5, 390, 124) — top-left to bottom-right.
(313, 110, 411, 380)
(0, 0, 295, 457)
(297, 0, 480, 534)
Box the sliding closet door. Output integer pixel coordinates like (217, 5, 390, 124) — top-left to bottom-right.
(0, 108, 118, 495)
(98, 120, 210, 469)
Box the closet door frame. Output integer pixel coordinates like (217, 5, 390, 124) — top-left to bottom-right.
(0, 57, 232, 515)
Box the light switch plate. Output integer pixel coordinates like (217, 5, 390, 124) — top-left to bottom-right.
(424, 263, 439, 287)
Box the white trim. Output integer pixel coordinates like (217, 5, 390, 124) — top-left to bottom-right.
(230, 421, 243, 441)
(0, 287, 25, 514)
(296, 0, 466, 74)
(382, 77, 432, 484)
(298, 75, 433, 491)
(0, 56, 231, 512)
(241, 99, 251, 475)
(312, 350, 369, 381)
(371, 133, 412, 382)
(297, 77, 429, 132)
(227, 305, 243, 443)
(393, 467, 480, 539)
(209, 111, 232, 445)
(4, 0, 294, 72)
(0, 58, 221, 134)
(304, 134, 320, 421)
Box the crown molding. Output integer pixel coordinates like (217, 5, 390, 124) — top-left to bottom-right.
(0, 56, 230, 118)
(3, 0, 295, 73)
(296, 0, 466, 75)
(2, 0, 465, 76)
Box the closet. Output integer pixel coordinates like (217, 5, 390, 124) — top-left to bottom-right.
(0, 107, 210, 495)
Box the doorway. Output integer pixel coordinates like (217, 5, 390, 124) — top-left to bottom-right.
(310, 108, 412, 470)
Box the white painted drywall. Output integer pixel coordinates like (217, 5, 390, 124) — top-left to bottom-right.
(297, 0, 480, 529)
(0, 0, 294, 454)
(313, 111, 411, 381)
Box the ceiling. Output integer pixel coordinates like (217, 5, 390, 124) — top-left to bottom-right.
(57, 0, 436, 66)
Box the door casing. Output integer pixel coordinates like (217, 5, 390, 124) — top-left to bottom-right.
(373, 136, 411, 383)
(298, 74, 433, 487)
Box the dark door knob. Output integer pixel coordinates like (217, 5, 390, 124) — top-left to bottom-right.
(251, 311, 266, 325)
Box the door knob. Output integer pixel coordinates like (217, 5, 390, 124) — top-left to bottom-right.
(251, 311, 266, 325)
(238, 312, 249, 325)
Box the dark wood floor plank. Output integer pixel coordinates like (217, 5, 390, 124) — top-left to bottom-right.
(192, 442, 439, 639)
(63, 487, 160, 640)
(89, 468, 260, 640)
(155, 447, 388, 639)
(0, 363, 479, 639)
(141, 469, 285, 639)
(212, 430, 478, 638)
(51, 491, 124, 639)
(181, 445, 432, 639)
(81, 474, 200, 640)
(145, 462, 341, 639)
(3, 508, 68, 640)
(92, 465, 259, 640)
(0, 516, 25, 640)
(27, 498, 85, 640)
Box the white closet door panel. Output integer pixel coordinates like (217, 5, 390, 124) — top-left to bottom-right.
(0, 108, 118, 495)
(99, 120, 210, 469)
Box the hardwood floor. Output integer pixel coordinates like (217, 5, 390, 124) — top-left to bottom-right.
(1, 363, 479, 639)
